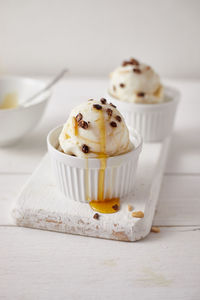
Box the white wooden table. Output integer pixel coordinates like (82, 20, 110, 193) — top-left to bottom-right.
(0, 78, 200, 300)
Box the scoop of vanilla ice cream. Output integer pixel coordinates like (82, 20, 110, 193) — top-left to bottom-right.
(108, 58, 163, 103)
(59, 99, 133, 158)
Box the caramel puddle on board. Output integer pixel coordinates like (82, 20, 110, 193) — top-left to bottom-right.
(89, 109, 120, 214)
(0, 93, 18, 109)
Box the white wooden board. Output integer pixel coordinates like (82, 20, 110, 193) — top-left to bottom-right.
(12, 138, 170, 242)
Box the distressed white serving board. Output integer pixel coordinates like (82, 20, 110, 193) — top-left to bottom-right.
(12, 138, 170, 242)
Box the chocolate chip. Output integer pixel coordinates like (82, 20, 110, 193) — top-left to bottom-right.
(133, 68, 141, 74)
(93, 104, 102, 110)
(146, 66, 151, 70)
(82, 144, 89, 153)
(137, 92, 145, 97)
(122, 61, 130, 67)
(119, 83, 125, 88)
(93, 213, 99, 220)
(115, 115, 121, 122)
(78, 120, 88, 129)
(106, 108, 113, 117)
(71, 154, 76, 157)
(110, 103, 116, 108)
(113, 85, 116, 91)
(100, 98, 107, 104)
(112, 204, 119, 211)
(76, 113, 83, 122)
(130, 58, 139, 66)
(110, 121, 117, 128)
(122, 58, 139, 67)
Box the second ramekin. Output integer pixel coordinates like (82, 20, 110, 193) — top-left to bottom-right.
(106, 86, 180, 142)
(47, 125, 142, 203)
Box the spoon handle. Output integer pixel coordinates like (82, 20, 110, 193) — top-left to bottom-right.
(24, 69, 68, 106)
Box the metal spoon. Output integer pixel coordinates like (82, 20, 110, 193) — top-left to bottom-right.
(22, 69, 68, 107)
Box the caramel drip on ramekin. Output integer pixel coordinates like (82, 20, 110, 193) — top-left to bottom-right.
(89, 109, 120, 213)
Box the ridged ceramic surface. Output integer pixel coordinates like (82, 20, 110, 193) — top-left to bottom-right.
(122, 107, 177, 142)
(106, 86, 180, 142)
(51, 152, 140, 203)
(47, 126, 142, 203)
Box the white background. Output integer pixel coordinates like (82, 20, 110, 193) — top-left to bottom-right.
(0, 0, 200, 78)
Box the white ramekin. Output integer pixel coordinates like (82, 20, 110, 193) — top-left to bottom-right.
(106, 86, 180, 142)
(47, 125, 142, 203)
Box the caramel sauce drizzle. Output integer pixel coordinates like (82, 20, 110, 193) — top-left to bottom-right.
(89, 109, 120, 214)
(96, 110, 106, 202)
(72, 117, 78, 136)
(154, 85, 162, 97)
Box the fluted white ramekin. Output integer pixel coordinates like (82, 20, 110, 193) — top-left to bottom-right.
(47, 125, 142, 203)
(106, 86, 180, 142)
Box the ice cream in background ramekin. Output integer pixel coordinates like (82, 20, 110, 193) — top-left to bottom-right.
(47, 98, 142, 214)
(107, 58, 180, 142)
(108, 58, 164, 104)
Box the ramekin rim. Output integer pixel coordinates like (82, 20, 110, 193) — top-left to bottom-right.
(47, 124, 143, 162)
(106, 85, 180, 108)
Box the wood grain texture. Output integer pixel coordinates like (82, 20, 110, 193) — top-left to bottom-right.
(12, 139, 170, 242)
(0, 226, 200, 300)
(154, 175, 200, 226)
(1, 174, 200, 227)
(0, 174, 28, 225)
(1, 173, 200, 228)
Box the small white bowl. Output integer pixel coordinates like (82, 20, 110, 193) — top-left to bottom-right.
(106, 86, 180, 142)
(47, 125, 142, 203)
(0, 76, 51, 146)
